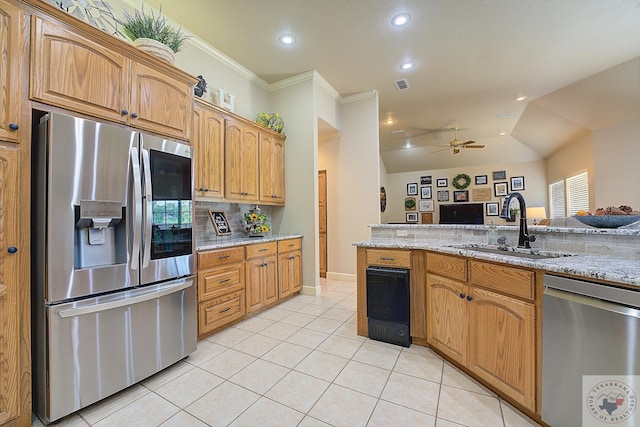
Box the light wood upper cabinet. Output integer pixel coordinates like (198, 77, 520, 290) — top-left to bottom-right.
(193, 100, 224, 198)
(0, 1, 24, 143)
(259, 132, 285, 205)
(225, 118, 259, 201)
(0, 145, 19, 424)
(30, 16, 129, 124)
(30, 16, 194, 141)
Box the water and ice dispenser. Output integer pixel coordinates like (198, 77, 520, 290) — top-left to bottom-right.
(74, 200, 127, 269)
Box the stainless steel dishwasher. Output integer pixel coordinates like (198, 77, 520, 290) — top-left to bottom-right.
(542, 274, 640, 427)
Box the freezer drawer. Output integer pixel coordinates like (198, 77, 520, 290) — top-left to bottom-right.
(36, 278, 196, 424)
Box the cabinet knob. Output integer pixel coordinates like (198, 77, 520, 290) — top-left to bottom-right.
(131, 112, 138, 119)
(121, 109, 129, 116)
(204, 188, 209, 192)
(9, 123, 19, 131)
(459, 293, 465, 299)
(7, 247, 17, 254)
(466, 295, 473, 302)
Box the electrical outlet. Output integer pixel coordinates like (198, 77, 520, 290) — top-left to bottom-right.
(396, 230, 408, 237)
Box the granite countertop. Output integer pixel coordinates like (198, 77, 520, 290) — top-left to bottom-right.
(198, 234, 303, 251)
(353, 238, 640, 288)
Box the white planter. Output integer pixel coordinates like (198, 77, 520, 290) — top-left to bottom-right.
(133, 38, 175, 65)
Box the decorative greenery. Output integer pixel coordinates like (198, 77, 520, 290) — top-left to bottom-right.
(255, 112, 285, 133)
(244, 210, 270, 235)
(452, 173, 471, 190)
(119, 5, 188, 53)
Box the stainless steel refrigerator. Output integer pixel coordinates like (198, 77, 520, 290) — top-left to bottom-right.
(32, 112, 197, 424)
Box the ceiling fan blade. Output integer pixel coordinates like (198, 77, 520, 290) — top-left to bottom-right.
(464, 145, 485, 148)
(460, 140, 476, 146)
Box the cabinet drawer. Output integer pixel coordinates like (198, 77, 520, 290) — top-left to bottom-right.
(426, 253, 467, 281)
(198, 264, 244, 301)
(366, 249, 411, 268)
(198, 246, 244, 269)
(199, 290, 245, 336)
(469, 261, 534, 300)
(246, 241, 278, 259)
(278, 238, 301, 253)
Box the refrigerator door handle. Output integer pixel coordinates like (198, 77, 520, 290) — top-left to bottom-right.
(57, 280, 192, 318)
(141, 147, 153, 269)
(130, 147, 142, 270)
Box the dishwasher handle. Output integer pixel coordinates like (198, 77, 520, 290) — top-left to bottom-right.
(544, 273, 640, 308)
(544, 287, 640, 320)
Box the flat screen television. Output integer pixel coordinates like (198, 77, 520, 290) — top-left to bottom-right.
(439, 203, 484, 225)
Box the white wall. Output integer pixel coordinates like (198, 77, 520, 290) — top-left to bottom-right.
(593, 120, 640, 209)
(384, 160, 547, 224)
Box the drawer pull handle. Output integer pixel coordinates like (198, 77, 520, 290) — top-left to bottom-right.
(380, 257, 395, 261)
(259, 248, 268, 252)
(219, 278, 231, 284)
(219, 307, 231, 314)
(218, 255, 231, 259)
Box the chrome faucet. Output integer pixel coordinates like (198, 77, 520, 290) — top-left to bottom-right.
(500, 192, 536, 248)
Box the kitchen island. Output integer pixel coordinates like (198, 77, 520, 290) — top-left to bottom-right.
(354, 223, 640, 424)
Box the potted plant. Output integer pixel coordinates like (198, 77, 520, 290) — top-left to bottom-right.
(119, 5, 188, 64)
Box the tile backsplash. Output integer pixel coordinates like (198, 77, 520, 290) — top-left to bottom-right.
(195, 201, 272, 246)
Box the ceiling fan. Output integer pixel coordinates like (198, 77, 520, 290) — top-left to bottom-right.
(431, 128, 485, 154)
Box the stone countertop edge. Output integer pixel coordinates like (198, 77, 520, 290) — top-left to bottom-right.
(353, 239, 640, 288)
(367, 223, 640, 236)
(197, 234, 303, 251)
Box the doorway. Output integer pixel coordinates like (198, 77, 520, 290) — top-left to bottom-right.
(318, 170, 327, 278)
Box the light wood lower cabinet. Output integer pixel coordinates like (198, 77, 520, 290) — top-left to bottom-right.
(278, 238, 302, 298)
(426, 253, 536, 412)
(197, 247, 245, 339)
(245, 242, 278, 313)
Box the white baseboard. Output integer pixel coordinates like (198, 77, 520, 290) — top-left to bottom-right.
(300, 284, 322, 296)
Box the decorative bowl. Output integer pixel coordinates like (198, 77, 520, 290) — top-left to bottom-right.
(573, 215, 640, 228)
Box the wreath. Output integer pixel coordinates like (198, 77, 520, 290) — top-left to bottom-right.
(452, 173, 471, 190)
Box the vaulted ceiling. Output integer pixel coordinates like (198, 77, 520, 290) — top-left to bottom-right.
(143, 0, 640, 172)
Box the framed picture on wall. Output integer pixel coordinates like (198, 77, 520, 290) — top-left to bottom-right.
(475, 175, 488, 185)
(473, 188, 491, 201)
(437, 190, 449, 202)
(454, 190, 469, 202)
(407, 182, 418, 196)
(437, 178, 448, 188)
(493, 170, 507, 180)
(419, 200, 434, 212)
(494, 182, 508, 197)
(510, 176, 525, 191)
(421, 186, 432, 199)
(406, 212, 418, 223)
(486, 202, 500, 216)
(420, 175, 432, 185)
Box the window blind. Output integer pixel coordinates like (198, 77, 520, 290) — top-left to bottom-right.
(549, 180, 566, 218)
(566, 171, 589, 215)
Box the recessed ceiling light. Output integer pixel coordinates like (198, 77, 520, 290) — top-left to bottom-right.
(385, 118, 395, 125)
(499, 131, 508, 136)
(516, 95, 527, 101)
(400, 61, 414, 71)
(405, 142, 412, 148)
(279, 33, 296, 45)
(392, 13, 411, 27)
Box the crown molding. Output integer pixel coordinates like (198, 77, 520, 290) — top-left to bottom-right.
(341, 90, 377, 104)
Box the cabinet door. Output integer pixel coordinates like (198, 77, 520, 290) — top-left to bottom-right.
(468, 287, 536, 411)
(426, 273, 468, 365)
(259, 132, 285, 205)
(0, 146, 19, 424)
(278, 250, 302, 298)
(193, 102, 224, 198)
(0, 1, 23, 143)
(129, 61, 193, 141)
(245, 258, 263, 312)
(30, 16, 129, 124)
(263, 256, 278, 306)
(225, 119, 259, 201)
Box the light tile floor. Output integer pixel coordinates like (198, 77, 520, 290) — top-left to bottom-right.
(33, 278, 542, 427)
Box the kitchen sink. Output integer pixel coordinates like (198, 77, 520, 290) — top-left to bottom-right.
(450, 244, 576, 260)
